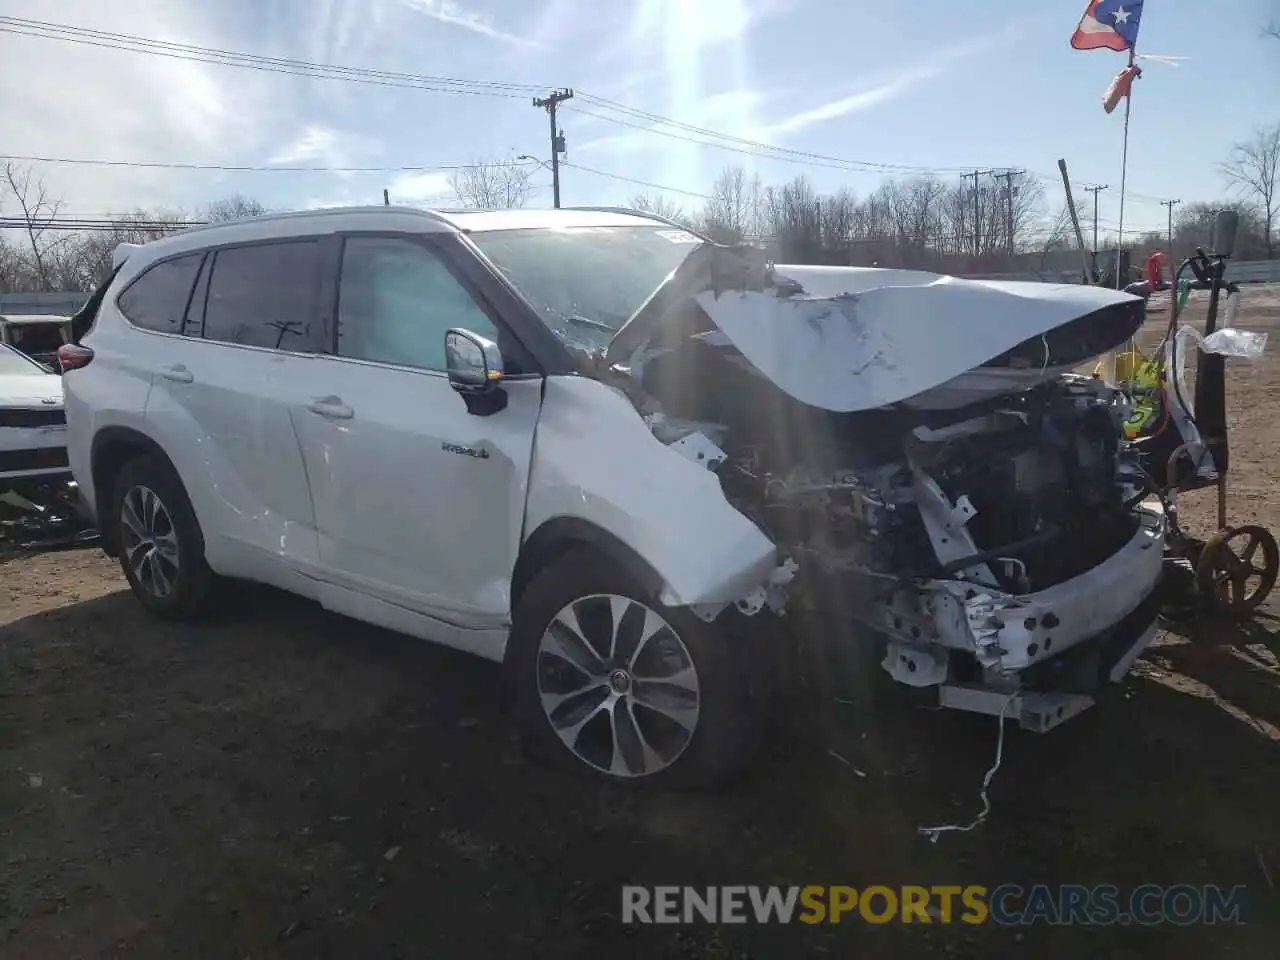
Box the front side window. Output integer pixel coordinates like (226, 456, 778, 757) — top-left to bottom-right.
(336, 236, 498, 371)
(116, 252, 204, 334)
(202, 241, 323, 351)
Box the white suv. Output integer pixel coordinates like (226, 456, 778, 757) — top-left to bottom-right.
(60, 206, 1166, 786)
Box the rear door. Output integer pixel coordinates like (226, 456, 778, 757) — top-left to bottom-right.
(139, 239, 329, 581)
(292, 233, 543, 635)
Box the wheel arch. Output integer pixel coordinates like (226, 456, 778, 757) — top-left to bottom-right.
(90, 426, 180, 557)
(509, 516, 664, 633)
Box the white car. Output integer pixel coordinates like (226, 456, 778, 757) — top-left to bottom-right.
(1, 341, 69, 488)
(59, 206, 1165, 786)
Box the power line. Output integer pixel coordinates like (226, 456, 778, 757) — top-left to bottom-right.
(0, 217, 208, 232)
(0, 153, 536, 174)
(0, 16, 1033, 181)
(0, 17, 1203, 218)
(560, 162, 712, 200)
(571, 95, 979, 176)
(0, 15, 544, 98)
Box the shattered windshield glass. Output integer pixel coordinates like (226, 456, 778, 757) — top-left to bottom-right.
(468, 225, 702, 351)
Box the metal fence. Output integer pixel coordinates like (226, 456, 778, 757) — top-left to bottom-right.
(0, 291, 89, 316)
(964, 259, 1280, 286)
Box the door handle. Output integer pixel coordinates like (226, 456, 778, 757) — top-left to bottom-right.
(158, 365, 193, 383)
(307, 397, 354, 420)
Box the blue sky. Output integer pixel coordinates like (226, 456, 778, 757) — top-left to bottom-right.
(0, 0, 1276, 238)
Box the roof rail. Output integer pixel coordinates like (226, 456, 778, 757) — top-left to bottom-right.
(562, 205, 709, 240)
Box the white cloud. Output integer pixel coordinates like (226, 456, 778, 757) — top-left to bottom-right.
(267, 125, 382, 173)
(398, 0, 534, 46)
(758, 69, 936, 139)
(386, 170, 455, 205)
(627, 0, 792, 51)
(0, 0, 300, 214)
(756, 27, 1028, 140)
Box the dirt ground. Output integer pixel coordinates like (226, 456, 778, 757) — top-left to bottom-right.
(2, 286, 1279, 959)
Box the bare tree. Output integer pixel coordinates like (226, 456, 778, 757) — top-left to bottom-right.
(67, 208, 192, 288)
(1175, 200, 1269, 260)
(1220, 123, 1280, 258)
(818, 188, 858, 262)
(1033, 205, 1076, 274)
(630, 193, 690, 226)
(204, 194, 270, 223)
(702, 166, 763, 243)
(448, 158, 534, 210)
(761, 176, 822, 264)
(2, 162, 64, 290)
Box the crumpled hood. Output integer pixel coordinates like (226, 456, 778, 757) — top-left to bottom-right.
(607, 251, 1145, 413)
(0, 373, 63, 408)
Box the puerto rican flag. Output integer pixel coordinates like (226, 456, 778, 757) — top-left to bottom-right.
(1071, 0, 1144, 52)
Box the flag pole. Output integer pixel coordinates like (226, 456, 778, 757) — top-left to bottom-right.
(1115, 45, 1136, 289)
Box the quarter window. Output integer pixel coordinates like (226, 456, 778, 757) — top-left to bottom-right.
(202, 241, 323, 351)
(336, 237, 498, 371)
(116, 253, 204, 334)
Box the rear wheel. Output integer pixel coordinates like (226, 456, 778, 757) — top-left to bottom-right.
(508, 547, 763, 788)
(110, 454, 218, 621)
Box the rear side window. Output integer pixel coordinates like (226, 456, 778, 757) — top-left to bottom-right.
(202, 241, 323, 352)
(116, 253, 204, 334)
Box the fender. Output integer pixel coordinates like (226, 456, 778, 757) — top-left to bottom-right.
(512, 515, 664, 613)
(521, 375, 778, 612)
(89, 426, 176, 556)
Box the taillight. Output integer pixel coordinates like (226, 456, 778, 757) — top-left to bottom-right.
(57, 343, 94, 372)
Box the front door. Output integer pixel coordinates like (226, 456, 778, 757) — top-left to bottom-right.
(293, 234, 542, 633)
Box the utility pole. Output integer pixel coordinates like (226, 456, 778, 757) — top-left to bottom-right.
(533, 89, 573, 208)
(1082, 184, 1109, 254)
(961, 169, 998, 257)
(995, 170, 1017, 256)
(1161, 198, 1180, 250)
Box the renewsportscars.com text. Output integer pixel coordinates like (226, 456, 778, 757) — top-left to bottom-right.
(621, 884, 1248, 926)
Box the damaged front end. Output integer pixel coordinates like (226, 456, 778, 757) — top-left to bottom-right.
(600, 242, 1163, 731)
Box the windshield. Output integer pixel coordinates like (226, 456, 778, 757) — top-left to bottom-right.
(4, 321, 67, 357)
(468, 225, 702, 351)
(0, 343, 50, 376)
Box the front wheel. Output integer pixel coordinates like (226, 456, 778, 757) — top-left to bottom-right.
(508, 548, 763, 788)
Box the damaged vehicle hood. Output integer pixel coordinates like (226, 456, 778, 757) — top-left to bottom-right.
(606, 247, 1145, 413)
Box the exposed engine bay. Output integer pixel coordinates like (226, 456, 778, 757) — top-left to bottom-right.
(590, 244, 1166, 733)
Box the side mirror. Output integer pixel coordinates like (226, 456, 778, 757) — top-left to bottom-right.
(445, 328, 504, 395)
(1212, 210, 1239, 259)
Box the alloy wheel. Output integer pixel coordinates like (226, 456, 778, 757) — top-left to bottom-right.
(119, 484, 181, 599)
(535, 594, 701, 778)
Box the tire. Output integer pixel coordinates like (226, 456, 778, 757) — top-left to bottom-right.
(508, 546, 764, 789)
(109, 453, 218, 621)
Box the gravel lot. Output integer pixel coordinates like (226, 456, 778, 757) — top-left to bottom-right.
(2, 286, 1279, 958)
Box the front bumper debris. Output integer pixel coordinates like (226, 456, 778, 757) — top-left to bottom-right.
(880, 503, 1166, 730)
(0, 480, 99, 549)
